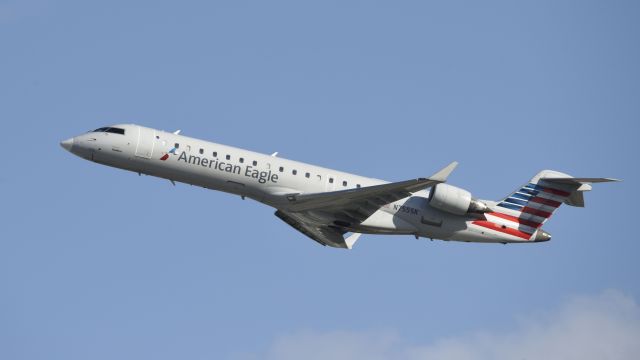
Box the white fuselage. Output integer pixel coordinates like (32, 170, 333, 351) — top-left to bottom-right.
(61, 124, 536, 245)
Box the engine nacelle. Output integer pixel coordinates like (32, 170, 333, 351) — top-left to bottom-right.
(428, 183, 490, 215)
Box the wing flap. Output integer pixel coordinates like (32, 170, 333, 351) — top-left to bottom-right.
(275, 210, 352, 248)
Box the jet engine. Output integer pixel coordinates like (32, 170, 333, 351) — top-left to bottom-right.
(428, 183, 490, 215)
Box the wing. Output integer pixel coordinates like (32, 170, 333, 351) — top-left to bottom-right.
(275, 210, 360, 249)
(282, 161, 458, 224)
(274, 162, 457, 248)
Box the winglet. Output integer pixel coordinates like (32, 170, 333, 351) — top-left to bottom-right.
(430, 161, 458, 182)
(344, 232, 361, 249)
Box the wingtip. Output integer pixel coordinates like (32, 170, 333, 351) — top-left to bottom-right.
(345, 232, 362, 249)
(430, 161, 458, 182)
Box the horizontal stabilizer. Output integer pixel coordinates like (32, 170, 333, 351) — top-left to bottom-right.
(545, 177, 621, 184)
(497, 170, 620, 220)
(541, 174, 620, 207)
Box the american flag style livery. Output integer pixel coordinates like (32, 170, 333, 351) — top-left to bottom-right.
(471, 170, 578, 242)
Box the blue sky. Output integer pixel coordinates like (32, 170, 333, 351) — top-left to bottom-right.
(1, 1, 639, 359)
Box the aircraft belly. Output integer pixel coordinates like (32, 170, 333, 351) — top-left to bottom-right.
(388, 196, 468, 240)
(357, 210, 418, 234)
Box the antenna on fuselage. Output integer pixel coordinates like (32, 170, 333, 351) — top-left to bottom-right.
(271, 152, 278, 157)
(173, 130, 181, 135)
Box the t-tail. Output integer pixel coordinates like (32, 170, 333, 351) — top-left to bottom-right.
(482, 170, 620, 242)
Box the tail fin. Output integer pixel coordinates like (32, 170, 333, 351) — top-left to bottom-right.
(495, 170, 619, 230)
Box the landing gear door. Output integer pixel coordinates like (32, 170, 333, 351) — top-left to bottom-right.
(135, 126, 156, 159)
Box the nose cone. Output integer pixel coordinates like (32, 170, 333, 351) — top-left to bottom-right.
(60, 138, 74, 152)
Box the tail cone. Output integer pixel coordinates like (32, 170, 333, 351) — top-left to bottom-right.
(534, 229, 551, 242)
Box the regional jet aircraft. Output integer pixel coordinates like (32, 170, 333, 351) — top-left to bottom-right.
(60, 124, 618, 249)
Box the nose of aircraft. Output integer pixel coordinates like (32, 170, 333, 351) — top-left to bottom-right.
(60, 137, 74, 152)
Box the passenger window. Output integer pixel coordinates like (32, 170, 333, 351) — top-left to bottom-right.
(357, 184, 361, 188)
(305, 172, 310, 178)
(175, 143, 180, 149)
(292, 170, 297, 175)
(252, 160, 257, 166)
(279, 166, 284, 172)
(239, 158, 244, 163)
(343, 181, 347, 186)
(199, 148, 204, 154)
(329, 178, 334, 183)
(213, 151, 217, 157)
(226, 155, 231, 160)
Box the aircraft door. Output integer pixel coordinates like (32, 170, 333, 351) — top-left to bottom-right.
(135, 126, 156, 158)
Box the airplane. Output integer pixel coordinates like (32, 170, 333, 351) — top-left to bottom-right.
(60, 124, 619, 249)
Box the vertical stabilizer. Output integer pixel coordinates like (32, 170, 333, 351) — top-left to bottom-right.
(489, 171, 619, 240)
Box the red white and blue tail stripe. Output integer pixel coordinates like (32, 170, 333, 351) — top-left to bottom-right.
(472, 171, 575, 241)
(496, 182, 570, 223)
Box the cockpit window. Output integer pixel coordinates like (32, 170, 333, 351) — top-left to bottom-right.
(91, 127, 125, 135)
(106, 127, 125, 135)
